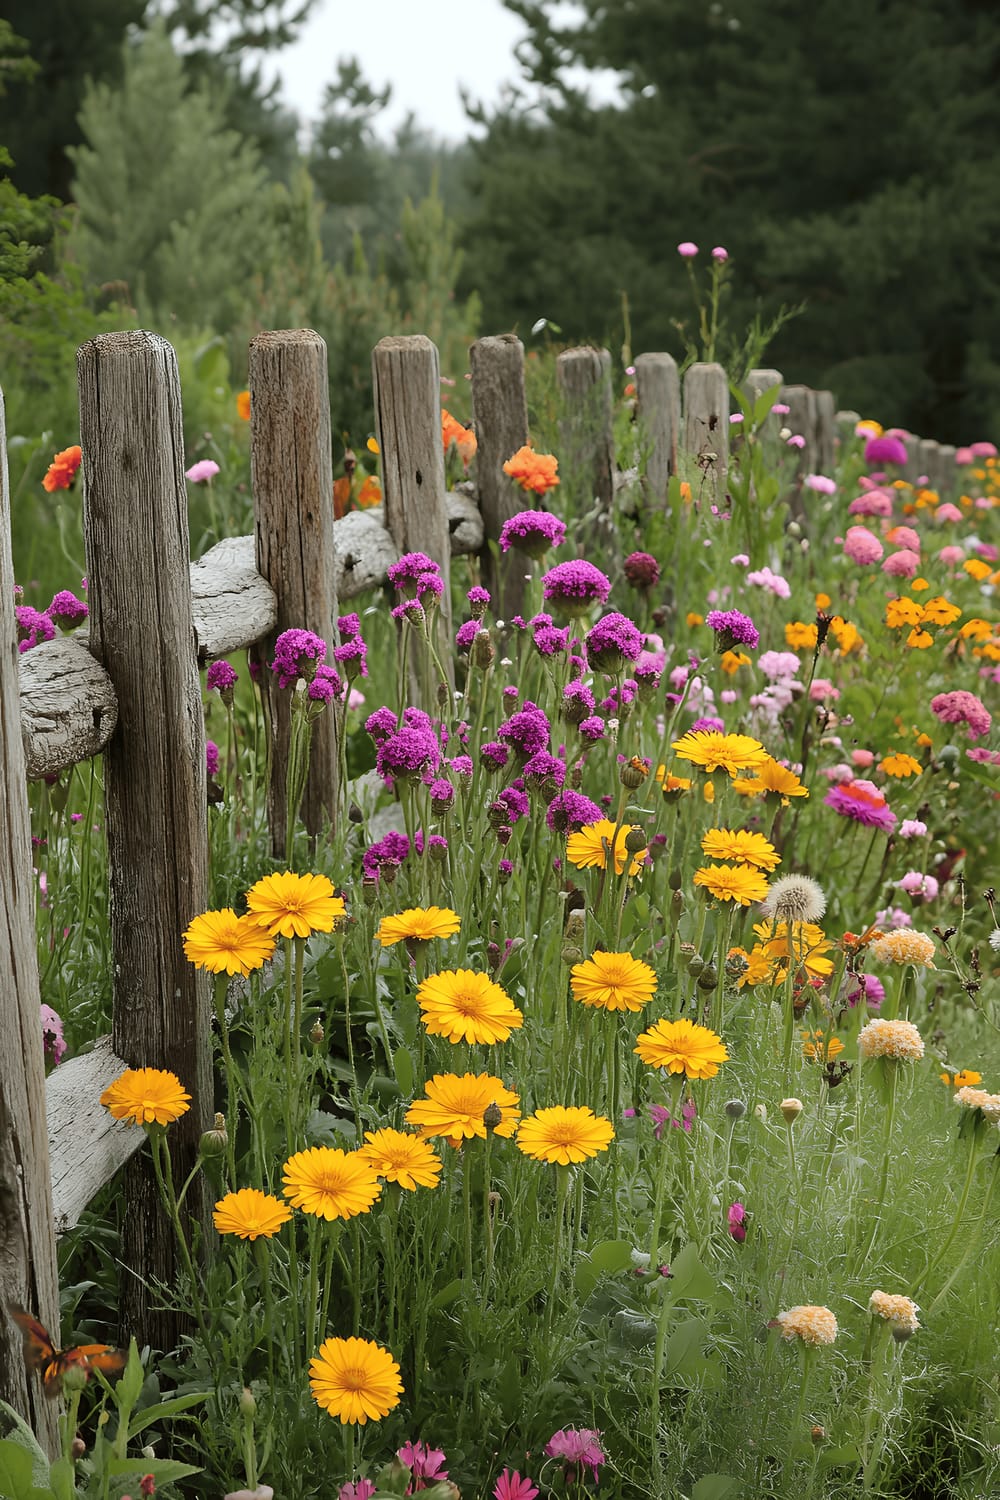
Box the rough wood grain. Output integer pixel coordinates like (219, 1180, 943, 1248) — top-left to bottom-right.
(635, 353, 680, 503)
(19, 636, 117, 779)
(901, 433, 922, 484)
(683, 362, 729, 505)
(781, 385, 817, 473)
(557, 347, 619, 573)
(191, 535, 277, 662)
(813, 390, 837, 474)
(47, 1037, 139, 1234)
(250, 329, 340, 853)
(918, 438, 943, 493)
(372, 335, 453, 697)
(938, 444, 957, 492)
(78, 330, 211, 1351)
(0, 389, 61, 1453)
(470, 335, 530, 617)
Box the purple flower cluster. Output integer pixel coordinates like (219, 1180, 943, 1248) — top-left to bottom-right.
(497, 701, 550, 761)
(541, 560, 612, 617)
(546, 788, 603, 833)
(15, 605, 56, 653)
(467, 585, 491, 619)
(585, 612, 643, 674)
(334, 636, 368, 680)
(206, 659, 238, 694)
(48, 590, 89, 628)
(532, 617, 570, 657)
(362, 830, 410, 880)
(387, 551, 441, 600)
(562, 679, 596, 725)
(307, 664, 343, 703)
(337, 613, 361, 640)
(456, 619, 479, 652)
(705, 609, 760, 651)
(376, 726, 440, 783)
(480, 740, 510, 772)
(365, 707, 398, 744)
(271, 627, 327, 688)
(623, 550, 661, 589)
(499, 509, 566, 558)
(206, 740, 220, 777)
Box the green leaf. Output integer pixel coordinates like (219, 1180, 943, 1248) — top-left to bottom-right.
(818, 1442, 860, 1472)
(0, 1404, 50, 1485)
(112, 1339, 145, 1409)
(575, 1238, 634, 1299)
(107, 1456, 202, 1483)
(664, 1242, 719, 1304)
(392, 1046, 414, 1098)
(665, 1316, 708, 1374)
(0, 1439, 45, 1500)
(127, 1390, 208, 1438)
(751, 381, 784, 426)
(692, 1474, 740, 1500)
(47, 1456, 75, 1500)
(427, 1277, 463, 1311)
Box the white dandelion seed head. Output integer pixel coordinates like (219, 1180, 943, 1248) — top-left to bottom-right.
(759, 874, 827, 924)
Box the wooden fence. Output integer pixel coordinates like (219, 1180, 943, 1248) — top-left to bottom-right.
(0, 328, 960, 1433)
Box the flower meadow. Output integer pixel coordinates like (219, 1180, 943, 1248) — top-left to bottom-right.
(15, 367, 1000, 1500)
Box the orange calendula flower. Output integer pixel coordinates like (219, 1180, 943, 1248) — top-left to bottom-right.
(502, 445, 560, 495)
(879, 752, 922, 778)
(214, 1188, 292, 1240)
(100, 1068, 191, 1127)
(516, 1105, 614, 1164)
(182, 908, 276, 976)
(801, 1030, 845, 1063)
(566, 819, 647, 876)
(907, 628, 934, 649)
(357, 475, 381, 507)
(358, 1129, 442, 1190)
(416, 968, 524, 1045)
(655, 765, 692, 794)
(282, 1147, 382, 1221)
(377, 906, 460, 947)
(910, 577, 929, 591)
(785, 621, 818, 650)
(940, 1070, 982, 1088)
(830, 616, 862, 653)
(236, 390, 251, 421)
(686, 611, 705, 628)
(441, 409, 477, 465)
(815, 592, 831, 610)
(700, 827, 780, 872)
(309, 1336, 402, 1425)
(960, 618, 994, 641)
(42, 444, 82, 492)
(679, 480, 693, 503)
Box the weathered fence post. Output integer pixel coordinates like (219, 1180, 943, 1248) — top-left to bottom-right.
(813, 390, 837, 474)
(634, 352, 680, 503)
(938, 444, 957, 493)
(249, 330, 340, 853)
(372, 335, 453, 695)
(683, 362, 729, 505)
(918, 439, 943, 493)
(78, 331, 211, 1352)
(0, 388, 61, 1454)
(782, 385, 817, 473)
(556, 347, 619, 572)
(901, 433, 922, 485)
(744, 368, 783, 438)
(470, 334, 529, 619)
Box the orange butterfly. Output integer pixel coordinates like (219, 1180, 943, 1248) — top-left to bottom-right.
(8, 1306, 127, 1397)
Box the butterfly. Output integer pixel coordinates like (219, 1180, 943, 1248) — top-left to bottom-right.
(8, 1306, 127, 1397)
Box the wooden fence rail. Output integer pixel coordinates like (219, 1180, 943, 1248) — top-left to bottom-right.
(1, 323, 967, 1428)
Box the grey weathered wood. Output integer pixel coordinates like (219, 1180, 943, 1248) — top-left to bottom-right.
(332, 510, 401, 600)
(0, 388, 61, 1453)
(446, 485, 485, 555)
(813, 390, 837, 474)
(901, 433, 922, 484)
(836, 409, 861, 431)
(470, 334, 530, 617)
(47, 1037, 139, 1235)
(938, 444, 957, 493)
(683, 362, 729, 503)
(557, 347, 619, 568)
(372, 334, 453, 695)
(782, 385, 817, 473)
(635, 352, 680, 502)
(78, 330, 211, 1351)
(19, 636, 117, 779)
(191, 535, 278, 662)
(745, 368, 783, 407)
(918, 439, 943, 493)
(250, 329, 340, 852)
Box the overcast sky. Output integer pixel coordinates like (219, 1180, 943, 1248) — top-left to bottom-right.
(264, 0, 531, 141)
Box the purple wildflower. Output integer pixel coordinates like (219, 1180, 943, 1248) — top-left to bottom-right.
(365, 707, 398, 745)
(824, 781, 897, 833)
(467, 585, 491, 612)
(15, 605, 56, 653)
(544, 1428, 606, 1486)
(271, 627, 327, 688)
(376, 727, 440, 783)
(449, 754, 474, 785)
(206, 740, 220, 777)
(585, 612, 643, 674)
(307, 664, 343, 703)
(494, 786, 530, 825)
(430, 778, 455, 814)
(334, 637, 368, 681)
(690, 716, 725, 734)
(456, 619, 479, 652)
(561, 679, 596, 725)
(362, 830, 410, 880)
(392, 599, 425, 626)
(206, 659, 238, 695)
(497, 701, 551, 761)
(578, 715, 605, 742)
(623, 551, 660, 588)
(865, 433, 908, 467)
(845, 972, 885, 1009)
(541, 559, 612, 617)
(546, 789, 603, 833)
(48, 590, 88, 628)
(480, 740, 510, 772)
(499, 509, 566, 558)
(387, 552, 440, 595)
(705, 608, 759, 651)
(338, 613, 361, 640)
(40, 1004, 66, 1065)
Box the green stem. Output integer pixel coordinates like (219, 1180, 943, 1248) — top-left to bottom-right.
(910, 1127, 982, 1300)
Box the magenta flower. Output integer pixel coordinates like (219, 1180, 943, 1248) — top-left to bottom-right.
(185, 458, 219, 483)
(376, 726, 440, 783)
(15, 605, 56, 653)
(206, 659, 238, 695)
(494, 1470, 538, 1500)
(40, 1004, 66, 1065)
(337, 1482, 376, 1500)
(930, 690, 991, 739)
(585, 612, 643, 674)
(206, 740, 220, 777)
(48, 590, 88, 628)
(677, 241, 699, 258)
(845, 972, 885, 1009)
(362, 830, 410, 880)
(864, 434, 908, 467)
(728, 1202, 747, 1242)
(545, 788, 603, 833)
(545, 1428, 606, 1485)
(711, 245, 729, 262)
(497, 701, 551, 761)
(499, 509, 566, 557)
(307, 664, 343, 703)
(270, 627, 327, 688)
(824, 780, 896, 832)
(542, 560, 612, 617)
(624, 551, 660, 588)
(804, 473, 836, 494)
(705, 608, 759, 651)
(397, 1441, 448, 1491)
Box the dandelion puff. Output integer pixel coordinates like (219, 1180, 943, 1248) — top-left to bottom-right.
(759, 874, 826, 924)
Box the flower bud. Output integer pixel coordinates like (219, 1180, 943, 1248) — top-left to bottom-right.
(348, 801, 364, 825)
(697, 964, 718, 990)
(891, 1324, 916, 1344)
(724, 1098, 747, 1119)
(754, 1103, 768, 1123)
(309, 1021, 325, 1045)
(362, 875, 379, 906)
(938, 743, 960, 769)
(811, 1425, 826, 1445)
(624, 826, 648, 854)
(780, 1097, 803, 1124)
(437, 680, 450, 708)
(199, 1112, 228, 1159)
(561, 944, 584, 967)
(71, 1437, 87, 1460)
(472, 629, 495, 670)
(620, 756, 650, 790)
(564, 911, 585, 944)
(483, 1101, 503, 1132)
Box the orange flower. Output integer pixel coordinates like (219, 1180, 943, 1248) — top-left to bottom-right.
(441, 409, 477, 465)
(679, 481, 692, 503)
(42, 445, 82, 493)
(503, 445, 560, 495)
(785, 621, 818, 650)
(236, 390, 251, 421)
(357, 475, 382, 508)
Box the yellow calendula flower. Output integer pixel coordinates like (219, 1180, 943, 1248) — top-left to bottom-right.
(416, 968, 524, 1045)
(830, 616, 862, 654)
(566, 819, 647, 876)
(801, 1030, 845, 1063)
(516, 1105, 615, 1164)
(282, 1147, 382, 1221)
(358, 1129, 442, 1191)
(959, 618, 993, 641)
(245, 871, 345, 939)
(939, 1069, 982, 1087)
(815, 592, 831, 610)
(732, 755, 809, 801)
(671, 731, 767, 776)
(100, 1068, 191, 1127)
(309, 1336, 402, 1425)
(570, 951, 658, 1012)
(785, 621, 818, 650)
(693, 863, 770, 906)
(964, 559, 992, 581)
(878, 752, 922, 778)
(213, 1188, 292, 1240)
(182, 908, 276, 976)
(377, 906, 460, 947)
(405, 1073, 520, 1148)
(719, 649, 752, 675)
(886, 597, 924, 629)
(656, 765, 693, 794)
(700, 827, 780, 872)
(920, 595, 961, 626)
(753, 920, 833, 980)
(634, 1018, 728, 1079)
(236, 389, 251, 421)
(728, 944, 773, 987)
(686, 611, 705, 627)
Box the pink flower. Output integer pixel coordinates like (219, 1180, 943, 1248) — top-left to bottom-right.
(804, 473, 836, 494)
(729, 412, 744, 425)
(930, 690, 991, 739)
(899, 818, 927, 838)
(851, 748, 874, 768)
(865, 434, 908, 466)
(730, 553, 750, 566)
(337, 1483, 375, 1500)
(773, 403, 790, 415)
(728, 1202, 747, 1242)
(956, 447, 975, 466)
(967, 746, 1000, 765)
(935, 503, 963, 523)
(40, 1004, 66, 1065)
(711, 246, 729, 262)
(745, 566, 791, 598)
(494, 1470, 539, 1500)
(184, 459, 220, 483)
(975, 542, 999, 563)
(677, 241, 699, 258)
(971, 442, 998, 458)
(937, 545, 965, 565)
(226, 1490, 275, 1500)
(881, 548, 920, 578)
(843, 526, 884, 565)
(809, 679, 840, 701)
(758, 650, 801, 681)
(786, 434, 806, 449)
(397, 1441, 448, 1492)
(545, 1428, 606, 1485)
(897, 871, 939, 900)
(848, 489, 894, 517)
(885, 525, 920, 552)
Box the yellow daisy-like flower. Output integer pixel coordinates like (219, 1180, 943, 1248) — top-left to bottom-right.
(634, 1018, 728, 1079)
(100, 1067, 191, 1127)
(831, 616, 862, 654)
(570, 951, 658, 1013)
(700, 828, 780, 872)
(358, 1129, 442, 1191)
(309, 1336, 402, 1425)
(775, 1306, 838, 1346)
(566, 819, 647, 876)
(869, 930, 936, 967)
(940, 1069, 982, 1087)
(719, 649, 752, 675)
(728, 944, 773, 988)
(886, 596, 924, 629)
(964, 558, 992, 581)
(213, 1188, 292, 1240)
(801, 1030, 845, 1063)
(416, 969, 523, 1045)
(282, 1147, 382, 1221)
(693, 863, 770, 906)
(405, 1072, 520, 1148)
(879, 752, 922, 778)
(670, 731, 767, 776)
(921, 595, 961, 626)
(753, 920, 834, 980)
(784, 621, 818, 651)
(182, 908, 276, 976)
(245, 871, 346, 939)
(377, 906, 460, 947)
(655, 765, 692, 794)
(858, 1018, 924, 1061)
(686, 610, 704, 627)
(869, 1291, 920, 1334)
(516, 1105, 614, 1165)
(732, 755, 809, 800)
